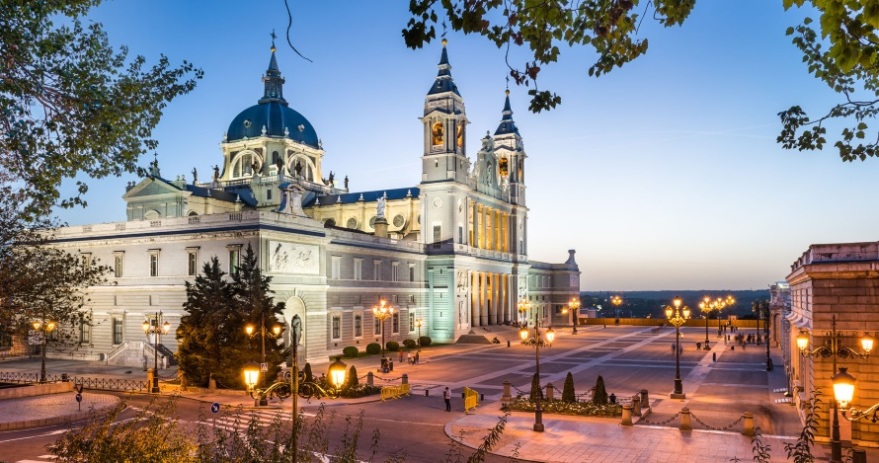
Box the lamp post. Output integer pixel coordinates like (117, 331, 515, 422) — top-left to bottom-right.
(665, 296, 690, 399)
(519, 322, 555, 432)
(699, 296, 734, 350)
(245, 319, 282, 406)
(32, 319, 56, 383)
(415, 319, 422, 351)
(611, 295, 622, 325)
(797, 314, 873, 463)
(567, 296, 580, 334)
(372, 299, 395, 361)
(832, 367, 879, 424)
(517, 299, 532, 326)
(142, 312, 170, 394)
(290, 314, 302, 463)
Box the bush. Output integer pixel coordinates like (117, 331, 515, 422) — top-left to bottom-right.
(593, 375, 608, 405)
(342, 346, 359, 358)
(303, 363, 314, 383)
(402, 339, 416, 348)
(366, 342, 381, 355)
(508, 396, 622, 417)
(346, 365, 359, 387)
(562, 372, 576, 403)
(418, 336, 432, 347)
(386, 341, 400, 352)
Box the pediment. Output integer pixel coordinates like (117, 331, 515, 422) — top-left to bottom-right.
(123, 177, 183, 201)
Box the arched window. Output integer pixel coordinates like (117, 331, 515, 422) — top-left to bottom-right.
(232, 152, 254, 178)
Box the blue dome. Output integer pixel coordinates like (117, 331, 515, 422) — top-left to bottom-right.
(226, 102, 319, 148)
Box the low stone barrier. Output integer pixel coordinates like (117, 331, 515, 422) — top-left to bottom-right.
(0, 381, 72, 400)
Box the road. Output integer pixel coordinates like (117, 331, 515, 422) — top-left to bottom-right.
(1, 324, 800, 463)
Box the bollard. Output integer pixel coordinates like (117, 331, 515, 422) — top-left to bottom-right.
(507, 340, 511, 348)
(502, 380, 512, 405)
(632, 395, 642, 417)
(679, 407, 692, 431)
(367, 371, 374, 386)
(481, 393, 484, 401)
(852, 449, 866, 463)
(402, 373, 408, 385)
(621, 403, 633, 426)
(61, 373, 69, 382)
(425, 389, 429, 397)
(545, 383, 554, 401)
(640, 389, 649, 409)
(741, 412, 754, 436)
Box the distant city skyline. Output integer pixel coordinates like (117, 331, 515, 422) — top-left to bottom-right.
(55, 1, 879, 291)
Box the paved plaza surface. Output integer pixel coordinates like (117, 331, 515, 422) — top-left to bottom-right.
(3, 325, 876, 462)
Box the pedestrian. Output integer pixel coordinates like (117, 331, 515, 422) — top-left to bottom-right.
(671, 343, 675, 352)
(712, 352, 717, 362)
(406, 351, 411, 365)
(415, 351, 420, 364)
(444, 387, 452, 412)
(400, 349, 404, 363)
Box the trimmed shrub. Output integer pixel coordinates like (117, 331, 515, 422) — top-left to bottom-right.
(529, 373, 542, 402)
(366, 342, 381, 355)
(386, 341, 400, 352)
(593, 375, 608, 405)
(562, 372, 576, 403)
(347, 365, 359, 387)
(402, 339, 417, 349)
(303, 363, 314, 383)
(342, 346, 359, 358)
(418, 336, 432, 347)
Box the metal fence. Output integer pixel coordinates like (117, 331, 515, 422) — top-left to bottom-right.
(0, 371, 148, 392)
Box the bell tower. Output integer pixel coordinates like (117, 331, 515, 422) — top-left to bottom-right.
(421, 39, 469, 184)
(493, 90, 526, 206)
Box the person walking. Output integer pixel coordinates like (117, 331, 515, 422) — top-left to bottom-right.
(443, 387, 452, 412)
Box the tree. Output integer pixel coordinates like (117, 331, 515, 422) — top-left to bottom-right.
(4, 226, 110, 381)
(231, 244, 287, 382)
(0, 0, 202, 213)
(593, 375, 609, 405)
(347, 365, 359, 388)
(562, 372, 576, 403)
(404, 1, 879, 162)
(177, 257, 234, 388)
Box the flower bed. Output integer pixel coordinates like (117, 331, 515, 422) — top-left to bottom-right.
(506, 397, 623, 417)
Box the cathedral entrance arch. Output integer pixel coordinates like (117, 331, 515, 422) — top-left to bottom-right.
(282, 296, 306, 366)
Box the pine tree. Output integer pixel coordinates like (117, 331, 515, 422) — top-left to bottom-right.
(347, 365, 359, 388)
(303, 362, 314, 383)
(593, 375, 608, 405)
(231, 244, 288, 383)
(562, 372, 576, 403)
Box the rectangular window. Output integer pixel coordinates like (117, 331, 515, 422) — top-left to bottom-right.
(374, 260, 381, 280)
(81, 253, 91, 271)
(149, 250, 160, 277)
(433, 225, 441, 242)
(188, 251, 198, 276)
(392, 262, 399, 282)
(409, 264, 415, 282)
(113, 318, 123, 344)
(228, 247, 240, 276)
(267, 189, 272, 200)
(409, 312, 415, 332)
(113, 253, 124, 278)
(354, 315, 362, 337)
(374, 317, 382, 336)
(332, 316, 341, 340)
(392, 313, 400, 334)
(458, 226, 463, 244)
(409, 294, 415, 303)
(332, 256, 342, 279)
(79, 322, 90, 344)
(354, 259, 362, 280)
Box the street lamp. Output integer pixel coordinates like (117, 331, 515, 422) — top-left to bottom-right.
(611, 295, 622, 325)
(519, 323, 555, 432)
(562, 296, 580, 334)
(415, 319, 423, 350)
(243, 362, 260, 392)
(327, 356, 348, 389)
(245, 320, 282, 406)
(517, 299, 532, 326)
(372, 299, 395, 361)
(665, 296, 690, 399)
(142, 312, 170, 394)
(796, 314, 873, 463)
(698, 296, 733, 350)
(32, 320, 56, 383)
(832, 367, 879, 423)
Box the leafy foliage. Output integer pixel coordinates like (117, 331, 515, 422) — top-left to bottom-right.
(785, 389, 822, 463)
(0, 0, 202, 212)
(343, 345, 360, 357)
(403, 0, 695, 113)
(303, 362, 314, 383)
(403, 338, 417, 348)
(347, 365, 359, 387)
(387, 340, 400, 352)
(562, 372, 576, 403)
(366, 342, 382, 355)
(419, 336, 432, 347)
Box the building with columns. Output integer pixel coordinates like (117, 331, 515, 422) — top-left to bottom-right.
(784, 242, 879, 449)
(38, 39, 580, 368)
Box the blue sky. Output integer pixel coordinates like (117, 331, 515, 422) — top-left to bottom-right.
(56, 1, 879, 291)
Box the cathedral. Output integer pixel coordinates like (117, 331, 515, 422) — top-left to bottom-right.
(46, 40, 580, 366)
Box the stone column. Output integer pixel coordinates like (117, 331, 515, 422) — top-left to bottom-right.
(621, 404, 633, 426)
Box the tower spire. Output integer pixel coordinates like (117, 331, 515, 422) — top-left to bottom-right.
(495, 89, 518, 135)
(427, 38, 460, 96)
(260, 32, 287, 105)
